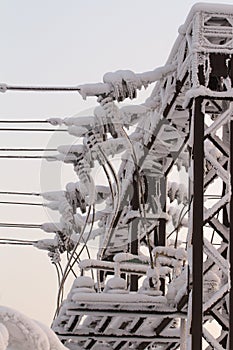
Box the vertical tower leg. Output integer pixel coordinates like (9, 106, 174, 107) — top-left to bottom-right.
(229, 118, 233, 349)
(191, 97, 204, 349)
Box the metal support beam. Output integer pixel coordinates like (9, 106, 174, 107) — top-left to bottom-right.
(191, 97, 204, 349)
(229, 119, 233, 349)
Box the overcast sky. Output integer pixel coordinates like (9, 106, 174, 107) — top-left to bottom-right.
(0, 0, 232, 325)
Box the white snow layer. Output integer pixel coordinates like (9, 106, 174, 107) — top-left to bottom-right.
(0, 306, 68, 350)
(0, 323, 8, 350)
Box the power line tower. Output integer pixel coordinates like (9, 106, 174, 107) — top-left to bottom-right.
(48, 4, 233, 349)
(1, 3, 233, 350)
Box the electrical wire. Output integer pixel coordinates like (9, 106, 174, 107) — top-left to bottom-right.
(0, 128, 67, 132)
(0, 223, 42, 229)
(102, 164, 115, 206)
(55, 205, 92, 318)
(121, 126, 154, 268)
(0, 120, 53, 123)
(0, 238, 37, 246)
(0, 191, 40, 196)
(0, 201, 43, 206)
(54, 263, 62, 289)
(0, 238, 36, 243)
(68, 205, 96, 280)
(1, 84, 81, 92)
(167, 197, 193, 242)
(0, 148, 57, 152)
(96, 147, 121, 261)
(0, 155, 56, 159)
(0, 241, 34, 246)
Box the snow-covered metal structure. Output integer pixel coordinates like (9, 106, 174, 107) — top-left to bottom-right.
(1, 2, 233, 350)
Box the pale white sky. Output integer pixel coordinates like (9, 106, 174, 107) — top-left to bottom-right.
(0, 0, 232, 326)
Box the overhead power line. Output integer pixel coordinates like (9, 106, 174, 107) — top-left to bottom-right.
(0, 191, 41, 196)
(0, 120, 53, 123)
(0, 128, 67, 132)
(0, 85, 81, 92)
(0, 201, 43, 206)
(0, 148, 57, 152)
(0, 155, 56, 159)
(0, 223, 42, 229)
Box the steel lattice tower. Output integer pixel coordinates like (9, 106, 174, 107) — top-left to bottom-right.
(49, 4, 233, 349)
(1, 3, 233, 350)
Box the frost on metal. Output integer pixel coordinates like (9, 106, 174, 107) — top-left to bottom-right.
(32, 3, 233, 349)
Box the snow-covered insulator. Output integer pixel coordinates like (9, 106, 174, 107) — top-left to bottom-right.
(69, 276, 96, 299)
(84, 129, 103, 150)
(64, 116, 96, 129)
(73, 154, 96, 205)
(66, 182, 87, 214)
(100, 138, 128, 158)
(138, 268, 162, 296)
(58, 198, 74, 228)
(82, 130, 106, 164)
(41, 222, 73, 253)
(48, 250, 61, 264)
(68, 276, 96, 301)
(166, 267, 187, 305)
(46, 117, 63, 126)
(119, 105, 148, 128)
(136, 109, 160, 145)
(41, 191, 66, 201)
(60, 114, 96, 138)
(153, 246, 187, 278)
(103, 70, 142, 101)
(94, 105, 117, 138)
(168, 182, 180, 203)
(103, 277, 128, 294)
(55, 228, 74, 253)
(57, 144, 84, 156)
(66, 125, 89, 137)
(41, 222, 63, 233)
(74, 154, 91, 182)
(47, 153, 78, 164)
(95, 185, 110, 204)
(44, 201, 60, 211)
(97, 97, 121, 138)
(33, 239, 58, 252)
